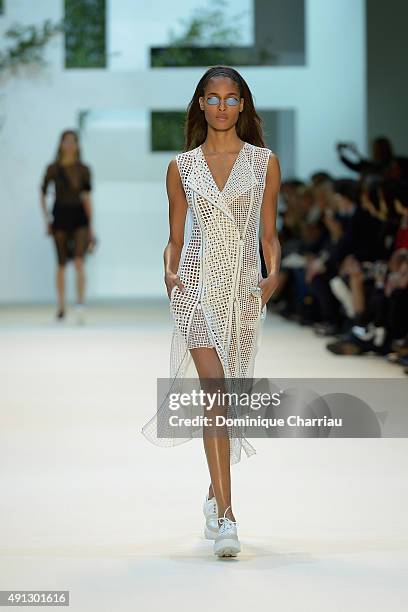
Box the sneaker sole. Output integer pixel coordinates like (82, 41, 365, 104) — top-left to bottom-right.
(204, 526, 218, 540)
(214, 538, 241, 557)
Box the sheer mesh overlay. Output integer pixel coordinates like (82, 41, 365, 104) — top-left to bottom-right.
(142, 142, 271, 465)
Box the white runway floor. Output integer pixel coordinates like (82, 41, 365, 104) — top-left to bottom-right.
(1, 301, 407, 611)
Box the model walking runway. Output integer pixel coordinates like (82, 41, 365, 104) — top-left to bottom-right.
(142, 65, 281, 557)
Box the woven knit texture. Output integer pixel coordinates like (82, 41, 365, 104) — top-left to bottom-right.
(142, 141, 272, 465)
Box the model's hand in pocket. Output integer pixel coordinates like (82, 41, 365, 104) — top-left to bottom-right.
(258, 271, 280, 307)
(165, 271, 185, 300)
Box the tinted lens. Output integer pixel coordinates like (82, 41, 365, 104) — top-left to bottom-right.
(205, 96, 240, 106)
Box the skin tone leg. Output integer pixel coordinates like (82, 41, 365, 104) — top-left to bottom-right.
(190, 346, 236, 523)
(73, 226, 89, 304)
(53, 230, 68, 313)
(56, 264, 65, 311)
(349, 274, 365, 315)
(74, 257, 85, 304)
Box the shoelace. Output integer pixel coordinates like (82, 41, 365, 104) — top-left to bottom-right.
(217, 505, 237, 535)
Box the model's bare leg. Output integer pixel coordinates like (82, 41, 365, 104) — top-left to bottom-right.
(53, 230, 68, 312)
(73, 227, 89, 304)
(56, 265, 65, 311)
(190, 346, 235, 522)
(73, 256, 85, 304)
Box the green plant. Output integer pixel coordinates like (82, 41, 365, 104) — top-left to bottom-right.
(0, 20, 63, 73)
(64, 0, 106, 68)
(151, 112, 186, 152)
(152, 0, 247, 68)
(0, 1, 107, 74)
(167, 0, 245, 47)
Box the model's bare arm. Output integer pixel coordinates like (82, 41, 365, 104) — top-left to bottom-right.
(40, 191, 52, 235)
(259, 153, 282, 304)
(81, 191, 94, 232)
(40, 165, 53, 235)
(164, 159, 188, 298)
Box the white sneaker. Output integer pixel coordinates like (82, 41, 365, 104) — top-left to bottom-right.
(203, 495, 218, 540)
(214, 506, 241, 557)
(75, 303, 86, 326)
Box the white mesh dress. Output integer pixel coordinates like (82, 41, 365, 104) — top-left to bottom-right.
(142, 141, 272, 464)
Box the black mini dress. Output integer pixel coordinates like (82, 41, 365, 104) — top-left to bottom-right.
(41, 161, 92, 264)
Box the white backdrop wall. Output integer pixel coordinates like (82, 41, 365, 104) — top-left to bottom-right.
(0, 0, 366, 303)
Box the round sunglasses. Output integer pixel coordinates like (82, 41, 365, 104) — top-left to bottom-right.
(205, 95, 240, 107)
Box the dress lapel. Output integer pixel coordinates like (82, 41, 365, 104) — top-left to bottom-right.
(221, 143, 258, 211)
(185, 143, 258, 224)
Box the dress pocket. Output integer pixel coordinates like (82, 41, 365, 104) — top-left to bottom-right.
(169, 285, 178, 310)
(250, 286, 263, 317)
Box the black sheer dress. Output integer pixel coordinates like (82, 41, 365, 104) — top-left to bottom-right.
(41, 162, 92, 265)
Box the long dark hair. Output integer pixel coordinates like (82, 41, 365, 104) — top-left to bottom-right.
(54, 129, 82, 164)
(53, 129, 82, 189)
(184, 65, 265, 151)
